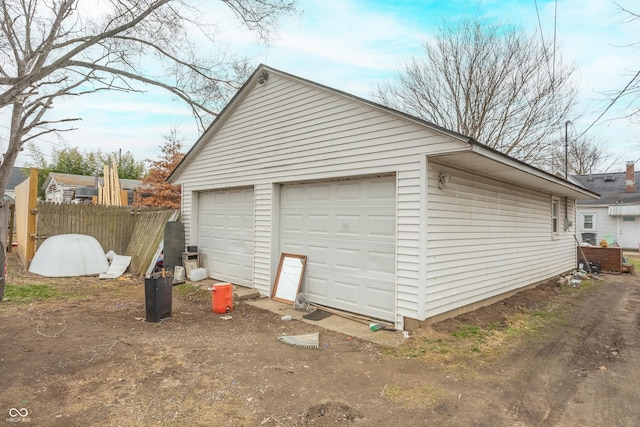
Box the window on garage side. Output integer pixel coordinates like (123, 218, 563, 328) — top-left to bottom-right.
(552, 197, 559, 235)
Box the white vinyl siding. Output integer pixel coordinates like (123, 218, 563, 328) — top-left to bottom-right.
(425, 164, 575, 318)
(253, 184, 274, 295)
(396, 162, 427, 322)
(576, 206, 616, 246)
(175, 73, 463, 199)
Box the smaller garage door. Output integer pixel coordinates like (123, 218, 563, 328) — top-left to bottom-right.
(280, 176, 396, 321)
(197, 188, 254, 287)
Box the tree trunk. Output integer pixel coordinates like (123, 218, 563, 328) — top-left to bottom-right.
(0, 102, 26, 198)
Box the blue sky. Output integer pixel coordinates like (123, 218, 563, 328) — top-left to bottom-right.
(6, 0, 640, 172)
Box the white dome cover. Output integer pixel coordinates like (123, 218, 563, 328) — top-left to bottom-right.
(29, 234, 109, 277)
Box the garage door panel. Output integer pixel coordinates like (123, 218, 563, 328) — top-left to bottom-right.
(366, 288, 395, 315)
(369, 250, 395, 274)
(336, 182, 360, 200)
(306, 276, 329, 300)
(335, 248, 360, 271)
(283, 186, 305, 202)
(225, 238, 245, 254)
(370, 180, 396, 199)
(370, 214, 396, 237)
(335, 214, 361, 237)
(280, 176, 396, 321)
(282, 213, 304, 232)
(227, 214, 244, 229)
(333, 280, 358, 305)
(309, 183, 330, 200)
(308, 214, 330, 234)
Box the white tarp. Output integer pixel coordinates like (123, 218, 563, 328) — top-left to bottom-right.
(99, 255, 132, 279)
(29, 234, 109, 277)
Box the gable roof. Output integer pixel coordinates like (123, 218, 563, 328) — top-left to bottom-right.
(43, 172, 142, 191)
(573, 171, 640, 205)
(169, 64, 598, 201)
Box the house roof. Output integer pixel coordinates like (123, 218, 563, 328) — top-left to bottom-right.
(169, 64, 599, 201)
(44, 172, 142, 191)
(6, 167, 29, 191)
(572, 170, 640, 205)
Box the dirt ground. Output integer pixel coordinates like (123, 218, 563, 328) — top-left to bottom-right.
(1, 253, 639, 426)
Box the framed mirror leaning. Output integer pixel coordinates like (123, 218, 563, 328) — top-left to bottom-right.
(271, 253, 307, 304)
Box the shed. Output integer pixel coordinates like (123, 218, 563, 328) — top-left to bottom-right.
(168, 65, 598, 329)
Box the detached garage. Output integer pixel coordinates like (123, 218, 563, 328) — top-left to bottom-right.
(168, 65, 598, 330)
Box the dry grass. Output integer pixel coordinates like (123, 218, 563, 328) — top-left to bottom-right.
(382, 384, 441, 409)
(388, 277, 601, 377)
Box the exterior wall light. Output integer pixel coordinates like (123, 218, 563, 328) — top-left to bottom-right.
(438, 173, 451, 189)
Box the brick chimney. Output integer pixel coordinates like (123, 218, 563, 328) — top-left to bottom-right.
(626, 161, 635, 193)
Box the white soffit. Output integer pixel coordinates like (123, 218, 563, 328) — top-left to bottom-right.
(429, 148, 599, 200)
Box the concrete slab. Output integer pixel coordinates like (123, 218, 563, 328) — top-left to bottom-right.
(245, 297, 406, 348)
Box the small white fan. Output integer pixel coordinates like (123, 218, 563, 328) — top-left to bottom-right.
(294, 293, 310, 311)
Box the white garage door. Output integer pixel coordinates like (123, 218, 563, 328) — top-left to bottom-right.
(280, 176, 396, 321)
(197, 188, 254, 287)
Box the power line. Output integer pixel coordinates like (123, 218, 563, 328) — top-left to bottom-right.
(534, 0, 563, 129)
(575, 69, 640, 140)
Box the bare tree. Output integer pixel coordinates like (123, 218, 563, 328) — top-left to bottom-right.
(373, 19, 579, 168)
(596, 4, 640, 128)
(0, 0, 295, 198)
(551, 135, 621, 176)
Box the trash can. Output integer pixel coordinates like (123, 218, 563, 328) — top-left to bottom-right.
(144, 275, 172, 322)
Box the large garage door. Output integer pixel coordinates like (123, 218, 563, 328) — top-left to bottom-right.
(280, 176, 396, 321)
(197, 188, 254, 287)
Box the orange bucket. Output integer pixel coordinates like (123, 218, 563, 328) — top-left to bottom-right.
(212, 283, 233, 314)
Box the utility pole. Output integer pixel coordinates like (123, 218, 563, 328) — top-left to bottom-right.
(565, 120, 571, 179)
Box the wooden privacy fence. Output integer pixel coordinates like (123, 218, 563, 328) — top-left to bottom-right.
(27, 202, 179, 275)
(126, 209, 180, 276)
(0, 199, 12, 251)
(13, 168, 181, 273)
(36, 203, 140, 254)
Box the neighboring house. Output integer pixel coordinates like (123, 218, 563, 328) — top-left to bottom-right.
(168, 65, 598, 330)
(572, 161, 640, 250)
(43, 172, 142, 204)
(5, 167, 30, 200)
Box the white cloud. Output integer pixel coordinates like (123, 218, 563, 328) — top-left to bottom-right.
(4, 0, 640, 171)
